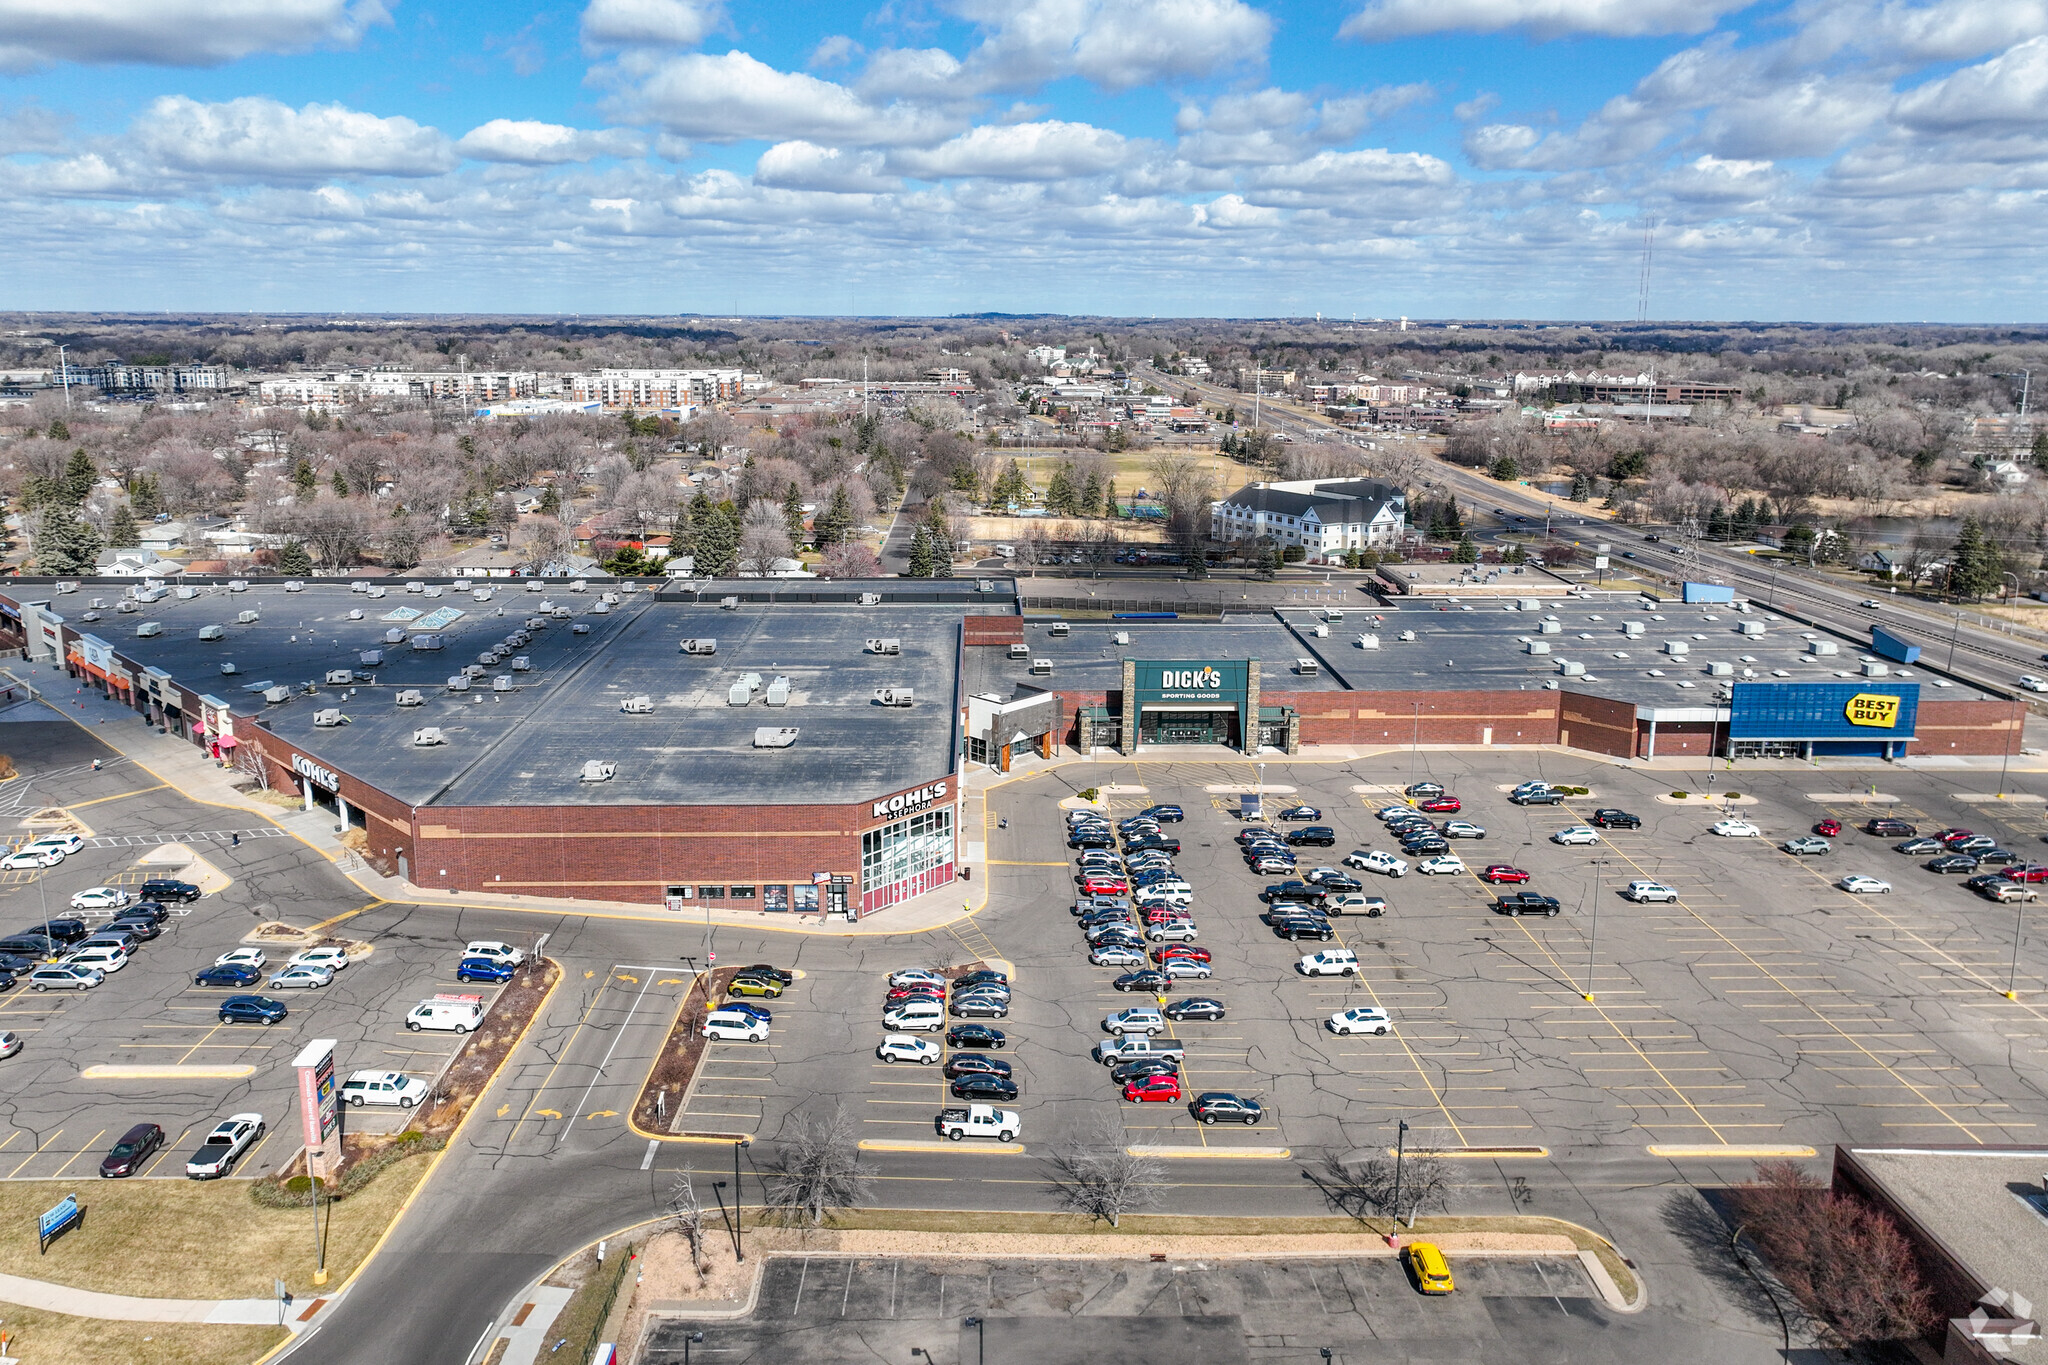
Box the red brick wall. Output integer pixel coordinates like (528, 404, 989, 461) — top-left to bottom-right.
(1646, 721, 1717, 757)
(1559, 690, 1637, 757)
(246, 728, 418, 874)
(1273, 690, 1562, 747)
(1917, 699, 2025, 756)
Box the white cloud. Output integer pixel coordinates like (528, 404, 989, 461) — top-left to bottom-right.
(1657, 153, 1784, 202)
(753, 140, 898, 193)
(0, 100, 70, 153)
(610, 50, 957, 146)
(861, 0, 1271, 97)
(1894, 35, 2048, 130)
(135, 96, 455, 180)
(1175, 85, 1430, 167)
(1786, 0, 2048, 64)
(1340, 0, 1754, 41)
(889, 120, 1130, 180)
(579, 0, 720, 50)
(0, 0, 388, 71)
(457, 120, 644, 164)
(808, 34, 862, 68)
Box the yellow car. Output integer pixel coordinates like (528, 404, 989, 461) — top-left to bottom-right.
(1405, 1241, 1455, 1294)
(725, 975, 785, 999)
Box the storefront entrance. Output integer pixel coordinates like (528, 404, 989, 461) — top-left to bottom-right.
(1141, 709, 1238, 746)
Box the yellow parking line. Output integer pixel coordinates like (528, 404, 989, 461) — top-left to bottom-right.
(140, 1126, 193, 1178)
(48, 1129, 105, 1179)
(8, 1130, 61, 1178)
(65, 784, 170, 809)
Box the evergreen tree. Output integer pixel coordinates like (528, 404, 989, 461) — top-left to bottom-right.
(992, 460, 1029, 507)
(1706, 504, 1731, 541)
(1444, 501, 1464, 535)
(128, 473, 163, 520)
(1081, 472, 1103, 517)
(681, 491, 714, 566)
(292, 459, 318, 500)
(1453, 533, 1480, 564)
(2033, 430, 2048, 464)
(539, 483, 562, 517)
(35, 509, 100, 575)
(1948, 517, 2003, 599)
(1045, 465, 1077, 515)
(276, 539, 314, 576)
(907, 525, 935, 578)
(62, 449, 96, 505)
(695, 501, 740, 578)
(782, 481, 806, 545)
(1570, 474, 1590, 502)
(667, 499, 693, 560)
(46, 419, 69, 442)
(1489, 454, 1520, 481)
(813, 484, 853, 547)
(104, 502, 139, 550)
(1104, 478, 1120, 518)
(332, 469, 350, 497)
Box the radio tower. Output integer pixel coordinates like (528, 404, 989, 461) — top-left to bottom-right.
(1635, 216, 1658, 324)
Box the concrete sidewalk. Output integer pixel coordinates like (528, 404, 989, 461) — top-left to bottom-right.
(0, 1270, 293, 1327)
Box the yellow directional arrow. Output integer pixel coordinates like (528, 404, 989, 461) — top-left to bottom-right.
(659, 978, 683, 986)
(534, 1108, 563, 1120)
(496, 1104, 510, 1118)
(583, 970, 595, 979)
(616, 974, 639, 984)
(586, 1110, 618, 1120)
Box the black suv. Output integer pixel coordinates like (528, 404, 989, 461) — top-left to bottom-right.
(1286, 827, 1337, 847)
(1590, 809, 1641, 829)
(1493, 892, 1562, 917)
(0, 933, 63, 959)
(1124, 835, 1182, 855)
(120, 901, 171, 924)
(1272, 915, 1335, 941)
(137, 879, 201, 903)
(26, 918, 88, 944)
(1865, 818, 1918, 837)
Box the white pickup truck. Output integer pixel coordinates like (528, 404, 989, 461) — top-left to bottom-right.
(1093, 1035, 1186, 1066)
(935, 1104, 1021, 1142)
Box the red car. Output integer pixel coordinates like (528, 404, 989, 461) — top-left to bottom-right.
(2004, 866, 2048, 883)
(1079, 875, 1128, 896)
(1814, 818, 1842, 837)
(1417, 795, 1462, 813)
(1152, 945, 1212, 965)
(885, 986, 944, 1005)
(1936, 828, 1976, 847)
(1481, 864, 1531, 884)
(1123, 1072, 1183, 1103)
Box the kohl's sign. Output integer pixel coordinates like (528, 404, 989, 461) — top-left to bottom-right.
(292, 754, 340, 790)
(873, 780, 948, 820)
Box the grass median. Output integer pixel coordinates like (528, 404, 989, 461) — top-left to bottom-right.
(0, 1310, 285, 1365)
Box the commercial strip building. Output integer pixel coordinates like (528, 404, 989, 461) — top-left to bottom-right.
(0, 578, 2019, 915)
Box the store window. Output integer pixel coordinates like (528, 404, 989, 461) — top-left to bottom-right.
(794, 883, 819, 913)
(966, 735, 989, 765)
(860, 806, 954, 915)
(697, 885, 726, 900)
(763, 885, 789, 912)
(730, 884, 757, 900)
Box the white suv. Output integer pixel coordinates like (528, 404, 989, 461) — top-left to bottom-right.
(464, 940, 525, 967)
(1104, 1007, 1165, 1036)
(1296, 949, 1360, 977)
(1623, 880, 1678, 903)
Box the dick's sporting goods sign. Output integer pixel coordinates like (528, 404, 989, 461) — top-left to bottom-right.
(873, 780, 948, 819)
(1134, 660, 1250, 703)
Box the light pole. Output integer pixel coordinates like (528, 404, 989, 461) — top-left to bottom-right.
(1391, 1119, 1410, 1231)
(2009, 900, 2027, 1001)
(1584, 859, 1606, 1002)
(1948, 610, 1963, 670)
(963, 1315, 985, 1365)
(683, 1331, 704, 1364)
(733, 1138, 748, 1261)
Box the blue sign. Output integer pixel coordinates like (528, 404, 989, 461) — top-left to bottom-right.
(1728, 681, 1920, 741)
(38, 1193, 80, 1253)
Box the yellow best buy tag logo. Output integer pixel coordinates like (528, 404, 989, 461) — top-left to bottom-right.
(1845, 693, 1901, 728)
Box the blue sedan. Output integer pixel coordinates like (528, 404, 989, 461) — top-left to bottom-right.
(195, 964, 262, 988)
(722, 1001, 772, 1023)
(1280, 805, 1323, 821)
(218, 995, 288, 1025)
(455, 956, 516, 984)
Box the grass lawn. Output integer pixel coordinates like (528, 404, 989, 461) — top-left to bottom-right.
(0, 1151, 435, 1302)
(0, 1310, 284, 1365)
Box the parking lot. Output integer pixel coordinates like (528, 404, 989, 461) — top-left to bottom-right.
(0, 721, 546, 1181)
(640, 1252, 1720, 1364)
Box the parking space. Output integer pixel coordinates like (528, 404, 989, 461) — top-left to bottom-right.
(977, 753, 2048, 1160)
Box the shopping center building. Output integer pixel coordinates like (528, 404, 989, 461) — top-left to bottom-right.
(0, 576, 2020, 916)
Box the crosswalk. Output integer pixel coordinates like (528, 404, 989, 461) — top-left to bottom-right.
(85, 828, 286, 849)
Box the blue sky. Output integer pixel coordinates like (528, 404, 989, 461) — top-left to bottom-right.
(2, 0, 2045, 319)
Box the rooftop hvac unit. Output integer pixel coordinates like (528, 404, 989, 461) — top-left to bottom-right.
(978, 580, 998, 592)
(413, 634, 444, 651)
(219, 662, 237, 675)
(79, 610, 101, 623)
(478, 652, 497, 666)
(326, 669, 354, 685)
(384, 628, 406, 644)
(228, 580, 249, 593)
(54, 581, 77, 594)
(492, 675, 512, 692)
(447, 675, 471, 692)
(1049, 622, 1070, 637)
(1322, 608, 1344, 622)
(1030, 658, 1052, 675)
(1863, 661, 1890, 677)
(1807, 640, 1839, 656)
(866, 638, 902, 655)
(1539, 620, 1562, 634)
(136, 586, 167, 603)
(1114, 631, 1130, 646)
(1295, 658, 1319, 676)
(571, 624, 590, 634)
(115, 600, 137, 614)
(1708, 661, 1735, 677)
(591, 602, 610, 615)
(720, 596, 740, 610)
(1008, 642, 1029, 659)
(752, 727, 799, 749)
(89, 598, 106, 610)
(1738, 620, 1766, 636)
(395, 689, 424, 707)
(1664, 640, 1690, 656)
(526, 617, 547, 630)
(1357, 633, 1380, 650)
(359, 649, 383, 666)
(175, 586, 198, 599)
(621, 695, 654, 714)
(347, 608, 364, 621)
(1518, 598, 1542, 611)
(510, 656, 531, 672)
(462, 663, 485, 679)
(365, 586, 386, 599)
(472, 589, 492, 602)
(619, 581, 636, 594)
(1622, 621, 1646, 638)
(766, 677, 792, 706)
(739, 672, 764, 692)
(237, 610, 260, 624)
(314, 708, 346, 727)
(728, 681, 752, 706)
(873, 686, 914, 706)
(552, 607, 571, 620)
(1311, 623, 1329, 637)
(679, 638, 717, 656)
(1397, 630, 1417, 642)
(262, 685, 291, 703)
(406, 581, 425, 594)
(1526, 640, 1551, 655)
(858, 593, 882, 606)
(198, 624, 225, 641)
(581, 761, 617, 783)
(570, 580, 587, 593)
(351, 582, 369, 595)
(1558, 660, 1586, 677)
(527, 579, 544, 592)
(423, 585, 443, 599)
(136, 621, 163, 638)
(600, 592, 619, 606)
(413, 728, 446, 746)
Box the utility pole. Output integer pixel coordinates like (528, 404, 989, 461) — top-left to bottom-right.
(1584, 859, 1604, 1002)
(56, 344, 71, 410)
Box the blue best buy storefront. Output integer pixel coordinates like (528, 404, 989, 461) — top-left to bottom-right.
(1727, 681, 1920, 760)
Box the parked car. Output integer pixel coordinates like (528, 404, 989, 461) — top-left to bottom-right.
(1838, 875, 1892, 894)
(1328, 1006, 1392, 1036)
(1551, 827, 1602, 846)
(185, 1114, 264, 1179)
(266, 965, 333, 990)
(1416, 795, 1461, 814)
(0, 848, 62, 871)
(1113, 969, 1172, 994)
(1279, 805, 1322, 821)
(1927, 854, 1981, 874)
(1480, 864, 1531, 884)
(1590, 809, 1642, 829)
(1343, 850, 1408, 877)
(68, 887, 130, 911)
(1090, 944, 1148, 967)
(1164, 997, 1226, 1021)
(1190, 1092, 1263, 1125)
(456, 957, 516, 985)
(1416, 855, 1466, 876)
(1405, 1242, 1455, 1295)
(1865, 818, 1918, 837)
(98, 1122, 165, 1178)
(1782, 836, 1832, 856)
(28, 964, 102, 991)
(1123, 1073, 1183, 1103)
(136, 879, 200, 903)
(889, 969, 947, 989)
(1440, 821, 1487, 839)
(1140, 805, 1184, 822)
(1286, 827, 1338, 847)
(1493, 893, 1562, 917)
(943, 1053, 1010, 1079)
(218, 994, 288, 1024)
(341, 1071, 429, 1107)
(732, 963, 791, 985)
(724, 973, 783, 997)
(194, 963, 261, 988)
(946, 1024, 1006, 1049)
(1814, 818, 1842, 837)
(1710, 820, 1762, 838)
(1895, 837, 1945, 855)
(1399, 836, 1451, 857)
(25, 834, 82, 856)
(1623, 881, 1678, 903)
(290, 947, 351, 973)
(1404, 782, 1445, 798)
(950, 1073, 1019, 1102)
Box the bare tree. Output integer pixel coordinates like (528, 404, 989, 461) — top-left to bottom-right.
(761, 1104, 875, 1226)
(1044, 1115, 1162, 1228)
(1146, 452, 1216, 564)
(1306, 1149, 1452, 1228)
(817, 543, 883, 578)
(515, 516, 571, 566)
(666, 1172, 710, 1274)
(737, 501, 793, 575)
(290, 493, 377, 568)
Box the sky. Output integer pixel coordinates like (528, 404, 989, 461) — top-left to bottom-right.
(1, 0, 2046, 321)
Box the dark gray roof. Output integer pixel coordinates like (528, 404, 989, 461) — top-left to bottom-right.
(1216, 479, 1401, 523)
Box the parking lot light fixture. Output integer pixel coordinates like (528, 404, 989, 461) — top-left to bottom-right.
(964, 1315, 985, 1365)
(2009, 901, 2027, 1001)
(684, 1330, 704, 1364)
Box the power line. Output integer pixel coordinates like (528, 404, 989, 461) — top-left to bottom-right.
(1635, 217, 1658, 324)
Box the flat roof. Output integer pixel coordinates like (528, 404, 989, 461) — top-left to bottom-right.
(963, 618, 1352, 699)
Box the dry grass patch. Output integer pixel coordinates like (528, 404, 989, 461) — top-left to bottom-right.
(0, 1310, 284, 1365)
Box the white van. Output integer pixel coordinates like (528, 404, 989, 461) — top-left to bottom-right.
(882, 1000, 946, 1032)
(406, 995, 484, 1033)
(702, 1008, 770, 1042)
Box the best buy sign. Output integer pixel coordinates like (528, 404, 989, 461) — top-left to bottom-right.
(1845, 693, 1902, 728)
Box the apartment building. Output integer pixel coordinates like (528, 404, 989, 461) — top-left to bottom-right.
(568, 369, 744, 408)
(255, 370, 539, 406)
(63, 363, 235, 393)
(1210, 478, 1407, 563)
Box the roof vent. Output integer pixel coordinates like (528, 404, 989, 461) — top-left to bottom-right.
(858, 592, 882, 606)
(752, 727, 799, 749)
(396, 689, 425, 707)
(510, 656, 531, 671)
(766, 677, 792, 706)
(621, 695, 653, 714)
(314, 708, 346, 727)
(720, 596, 740, 610)
(580, 760, 616, 782)
(326, 669, 354, 685)
(413, 727, 446, 746)
(348, 608, 365, 621)
(1558, 660, 1585, 677)
(359, 649, 383, 666)
(262, 685, 291, 703)
(1357, 633, 1379, 650)
(874, 686, 914, 706)
(866, 638, 902, 654)
(1527, 641, 1551, 655)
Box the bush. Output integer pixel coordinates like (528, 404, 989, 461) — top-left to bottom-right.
(1077, 788, 1100, 802)
(1671, 790, 1688, 798)
(1725, 791, 1742, 800)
